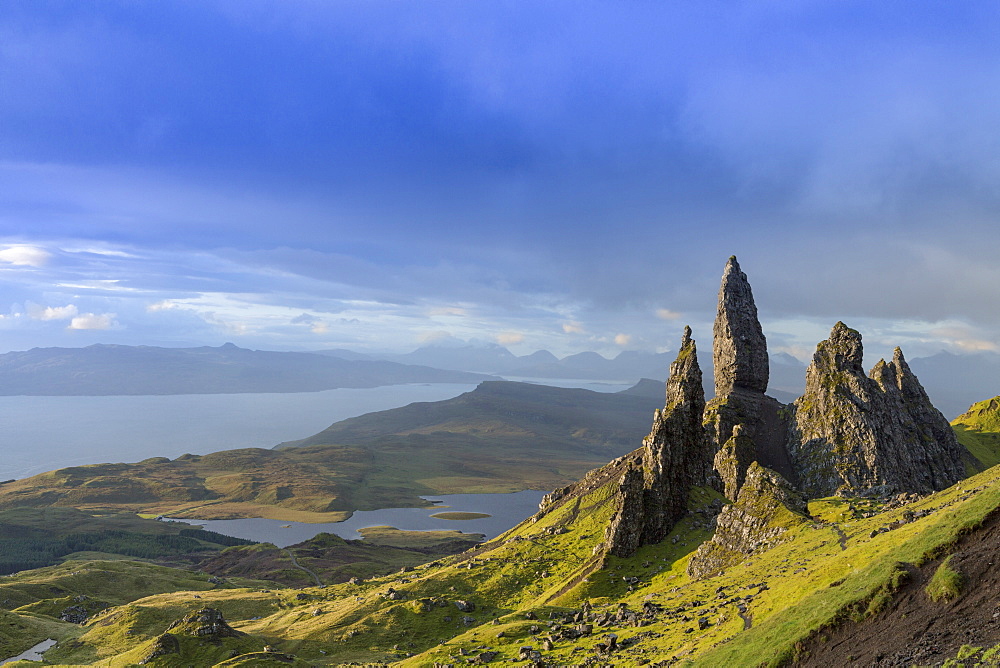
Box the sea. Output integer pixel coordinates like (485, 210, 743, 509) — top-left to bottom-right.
(0, 379, 633, 481)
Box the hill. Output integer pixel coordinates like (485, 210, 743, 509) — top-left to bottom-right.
(278, 379, 664, 450)
(0, 381, 664, 522)
(3, 440, 1000, 665)
(0, 343, 492, 395)
(0, 256, 995, 666)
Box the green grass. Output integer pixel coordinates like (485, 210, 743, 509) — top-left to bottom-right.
(952, 396, 1000, 472)
(926, 555, 964, 602)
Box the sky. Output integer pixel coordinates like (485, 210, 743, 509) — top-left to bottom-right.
(2, 1, 1000, 364)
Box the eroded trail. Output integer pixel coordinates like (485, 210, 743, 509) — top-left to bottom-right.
(283, 548, 322, 587)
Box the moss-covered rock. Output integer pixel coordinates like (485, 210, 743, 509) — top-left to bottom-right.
(687, 462, 808, 578)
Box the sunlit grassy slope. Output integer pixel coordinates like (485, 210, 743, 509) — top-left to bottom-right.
(953, 396, 1000, 473)
(5, 461, 1000, 667)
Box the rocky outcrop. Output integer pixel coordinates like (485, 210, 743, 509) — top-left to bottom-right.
(704, 256, 796, 491)
(605, 326, 712, 557)
(165, 607, 245, 639)
(687, 462, 808, 578)
(786, 322, 966, 498)
(713, 256, 769, 397)
(714, 424, 756, 501)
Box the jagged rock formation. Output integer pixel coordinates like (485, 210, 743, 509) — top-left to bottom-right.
(713, 256, 769, 397)
(605, 326, 712, 557)
(687, 462, 808, 578)
(786, 322, 966, 497)
(704, 256, 796, 491)
(714, 424, 756, 501)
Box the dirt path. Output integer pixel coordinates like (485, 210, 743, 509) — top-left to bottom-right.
(283, 548, 322, 587)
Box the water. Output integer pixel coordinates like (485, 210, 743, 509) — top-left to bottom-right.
(0, 384, 478, 480)
(1, 639, 56, 665)
(173, 490, 548, 547)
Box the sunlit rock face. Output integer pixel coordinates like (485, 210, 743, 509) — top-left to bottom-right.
(687, 461, 808, 579)
(704, 255, 795, 496)
(605, 326, 711, 557)
(713, 255, 769, 398)
(786, 322, 966, 498)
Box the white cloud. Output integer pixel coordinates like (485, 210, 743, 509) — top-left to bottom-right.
(147, 300, 178, 312)
(614, 333, 633, 346)
(27, 303, 79, 321)
(497, 331, 524, 345)
(68, 313, 116, 330)
(0, 245, 50, 267)
(562, 321, 585, 334)
(656, 308, 682, 321)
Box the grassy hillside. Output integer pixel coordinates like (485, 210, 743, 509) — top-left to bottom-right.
(0, 381, 662, 522)
(952, 396, 1000, 473)
(0, 507, 253, 575)
(5, 462, 1000, 666)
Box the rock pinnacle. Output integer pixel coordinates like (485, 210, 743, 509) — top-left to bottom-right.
(713, 256, 769, 397)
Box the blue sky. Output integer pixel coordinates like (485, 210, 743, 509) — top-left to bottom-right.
(2, 1, 1000, 363)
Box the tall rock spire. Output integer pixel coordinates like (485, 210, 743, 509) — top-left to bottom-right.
(604, 326, 710, 556)
(713, 255, 769, 397)
(704, 256, 795, 495)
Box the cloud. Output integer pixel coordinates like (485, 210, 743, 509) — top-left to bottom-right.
(497, 331, 524, 345)
(147, 300, 178, 312)
(562, 321, 585, 334)
(0, 245, 50, 267)
(27, 302, 78, 321)
(428, 306, 469, 317)
(614, 333, 633, 346)
(419, 330, 454, 344)
(310, 322, 329, 334)
(68, 313, 116, 330)
(656, 308, 682, 321)
(291, 313, 319, 325)
(929, 325, 999, 353)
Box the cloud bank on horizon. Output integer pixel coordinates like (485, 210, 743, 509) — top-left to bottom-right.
(2, 1, 1000, 363)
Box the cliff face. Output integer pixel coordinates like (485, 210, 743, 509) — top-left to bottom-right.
(605, 326, 711, 557)
(786, 322, 966, 497)
(713, 256, 769, 397)
(704, 256, 795, 494)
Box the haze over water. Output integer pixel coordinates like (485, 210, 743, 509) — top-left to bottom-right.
(0, 383, 479, 481)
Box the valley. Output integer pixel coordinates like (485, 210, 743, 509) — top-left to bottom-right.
(2, 258, 1000, 666)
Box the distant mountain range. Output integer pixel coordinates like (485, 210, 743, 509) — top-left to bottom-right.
(0, 343, 494, 395)
(0, 340, 992, 417)
(317, 341, 996, 418)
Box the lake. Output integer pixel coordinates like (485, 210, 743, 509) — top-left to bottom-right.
(174, 490, 549, 547)
(0, 383, 479, 480)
